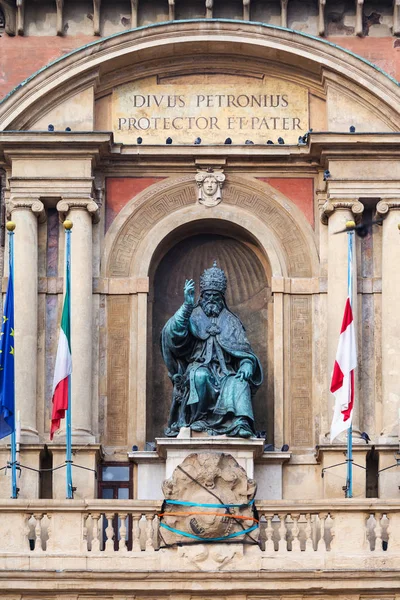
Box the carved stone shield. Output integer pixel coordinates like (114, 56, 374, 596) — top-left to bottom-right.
(160, 452, 257, 546)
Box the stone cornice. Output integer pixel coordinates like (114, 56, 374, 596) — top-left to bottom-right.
(6, 198, 46, 223)
(0, 132, 112, 167)
(376, 198, 400, 219)
(320, 198, 364, 225)
(57, 198, 100, 223)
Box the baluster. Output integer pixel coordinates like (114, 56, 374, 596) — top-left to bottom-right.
(168, 0, 175, 21)
(264, 513, 275, 552)
(119, 513, 128, 553)
(280, 0, 288, 28)
(291, 514, 301, 552)
(206, 0, 213, 18)
(278, 513, 287, 552)
(317, 512, 327, 551)
(153, 514, 160, 550)
(394, 0, 400, 36)
(356, 0, 364, 36)
(55, 0, 64, 35)
(25, 514, 33, 552)
(93, 0, 101, 35)
(305, 513, 313, 551)
(130, 0, 138, 28)
(145, 514, 155, 551)
(33, 513, 43, 552)
(318, 0, 326, 36)
(91, 513, 100, 552)
(243, 0, 250, 21)
(16, 0, 25, 35)
(132, 515, 142, 551)
(327, 513, 335, 551)
(384, 514, 390, 552)
(374, 512, 383, 552)
(104, 513, 115, 552)
(46, 514, 53, 553)
(81, 514, 88, 553)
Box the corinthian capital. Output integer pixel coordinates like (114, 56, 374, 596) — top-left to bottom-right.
(57, 198, 100, 224)
(376, 198, 400, 220)
(321, 198, 364, 225)
(6, 197, 46, 223)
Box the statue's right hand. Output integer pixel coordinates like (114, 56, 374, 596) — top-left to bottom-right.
(184, 279, 195, 306)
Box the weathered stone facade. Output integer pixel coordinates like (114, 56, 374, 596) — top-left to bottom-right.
(0, 2, 400, 598)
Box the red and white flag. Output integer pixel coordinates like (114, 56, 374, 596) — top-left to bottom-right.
(330, 298, 357, 442)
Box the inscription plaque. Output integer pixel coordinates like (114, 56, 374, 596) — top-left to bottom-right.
(112, 74, 309, 145)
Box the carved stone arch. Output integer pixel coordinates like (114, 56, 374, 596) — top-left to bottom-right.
(103, 174, 319, 280)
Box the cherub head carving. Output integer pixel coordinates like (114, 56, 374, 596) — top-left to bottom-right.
(195, 168, 225, 207)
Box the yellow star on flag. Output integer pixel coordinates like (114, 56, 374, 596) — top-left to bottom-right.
(10, 328, 14, 337)
(9, 346, 14, 355)
(2, 315, 8, 324)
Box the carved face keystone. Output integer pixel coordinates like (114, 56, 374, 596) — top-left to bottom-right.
(204, 176, 218, 196)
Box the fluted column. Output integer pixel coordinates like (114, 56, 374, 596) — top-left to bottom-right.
(321, 198, 364, 439)
(57, 198, 99, 441)
(376, 199, 400, 442)
(7, 198, 45, 442)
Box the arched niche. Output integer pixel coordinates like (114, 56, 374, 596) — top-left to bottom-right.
(146, 220, 273, 442)
(103, 174, 318, 450)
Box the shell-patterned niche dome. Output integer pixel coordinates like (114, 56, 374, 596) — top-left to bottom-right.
(154, 234, 268, 309)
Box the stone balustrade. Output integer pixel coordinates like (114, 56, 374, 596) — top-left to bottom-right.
(0, 499, 398, 568)
(0, 0, 395, 38)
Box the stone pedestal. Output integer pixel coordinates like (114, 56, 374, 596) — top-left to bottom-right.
(52, 444, 102, 500)
(157, 437, 264, 479)
(317, 445, 368, 499)
(129, 451, 164, 500)
(129, 437, 290, 501)
(0, 445, 40, 499)
(375, 447, 400, 498)
(254, 451, 291, 500)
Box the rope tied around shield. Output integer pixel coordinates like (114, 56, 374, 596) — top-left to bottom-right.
(158, 465, 259, 546)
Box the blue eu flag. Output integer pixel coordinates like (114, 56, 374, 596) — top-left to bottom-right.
(0, 258, 15, 439)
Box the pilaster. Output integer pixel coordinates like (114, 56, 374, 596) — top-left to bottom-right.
(56, 198, 99, 443)
(375, 199, 400, 443)
(6, 197, 45, 443)
(321, 198, 364, 441)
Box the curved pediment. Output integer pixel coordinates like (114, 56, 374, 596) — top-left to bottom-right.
(0, 20, 399, 137)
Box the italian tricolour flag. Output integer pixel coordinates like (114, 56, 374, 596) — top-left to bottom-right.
(330, 297, 357, 442)
(50, 287, 71, 440)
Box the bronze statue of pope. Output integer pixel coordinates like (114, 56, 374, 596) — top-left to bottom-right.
(161, 262, 263, 438)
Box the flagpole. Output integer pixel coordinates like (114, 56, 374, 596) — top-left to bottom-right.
(7, 223, 17, 499)
(64, 221, 73, 499)
(346, 221, 354, 499)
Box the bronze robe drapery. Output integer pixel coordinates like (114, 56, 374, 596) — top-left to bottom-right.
(162, 303, 263, 437)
